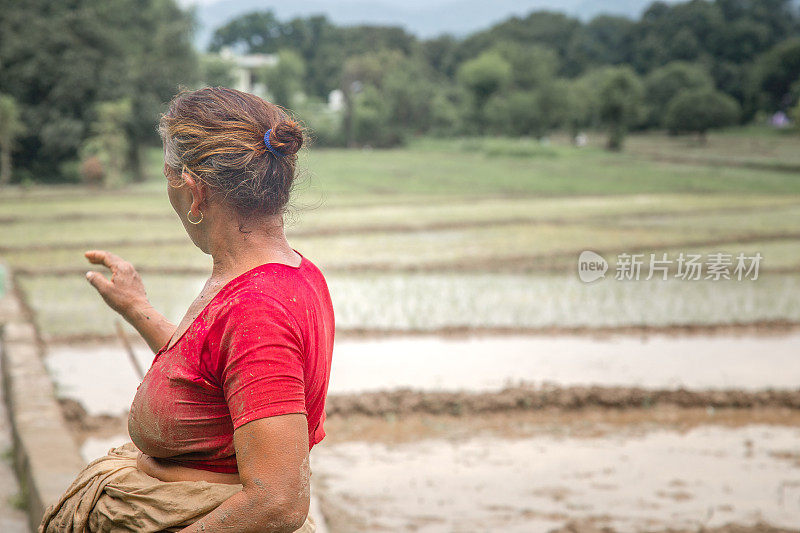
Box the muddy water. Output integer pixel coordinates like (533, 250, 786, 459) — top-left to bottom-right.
(328, 334, 800, 394)
(311, 425, 800, 532)
(46, 333, 800, 416)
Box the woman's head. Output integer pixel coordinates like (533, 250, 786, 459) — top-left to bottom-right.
(159, 87, 303, 218)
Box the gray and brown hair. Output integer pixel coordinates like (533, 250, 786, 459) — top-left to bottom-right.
(158, 87, 303, 216)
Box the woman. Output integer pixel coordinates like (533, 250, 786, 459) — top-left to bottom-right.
(41, 87, 334, 533)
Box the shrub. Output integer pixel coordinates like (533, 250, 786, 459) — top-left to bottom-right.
(597, 66, 644, 150)
(664, 88, 740, 140)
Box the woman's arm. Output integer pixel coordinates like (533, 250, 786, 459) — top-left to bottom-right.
(179, 413, 311, 533)
(84, 250, 175, 353)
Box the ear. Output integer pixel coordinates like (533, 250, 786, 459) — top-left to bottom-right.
(181, 167, 206, 214)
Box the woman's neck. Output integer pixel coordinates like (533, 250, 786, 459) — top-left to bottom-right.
(206, 214, 300, 282)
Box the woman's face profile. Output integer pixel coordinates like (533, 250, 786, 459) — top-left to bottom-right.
(163, 161, 205, 250)
(164, 163, 183, 214)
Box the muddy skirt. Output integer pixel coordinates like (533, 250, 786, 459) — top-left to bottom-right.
(39, 442, 315, 533)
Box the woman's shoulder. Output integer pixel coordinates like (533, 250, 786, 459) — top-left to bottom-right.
(230, 259, 324, 300)
(208, 257, 329, 323)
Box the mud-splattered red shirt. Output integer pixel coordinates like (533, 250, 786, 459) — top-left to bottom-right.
(128, 257, 334, 473)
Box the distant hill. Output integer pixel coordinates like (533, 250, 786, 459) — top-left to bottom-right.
(192, 0, 686, 50)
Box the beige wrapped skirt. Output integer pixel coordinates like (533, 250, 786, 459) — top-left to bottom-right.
(39, 443, 315, 533)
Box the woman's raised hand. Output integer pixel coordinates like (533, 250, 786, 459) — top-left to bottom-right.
(84, 250, 149, 318)
(84, 250, 175, 353)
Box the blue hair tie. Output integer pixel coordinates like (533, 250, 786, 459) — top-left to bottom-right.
(264, 129, 286, 157)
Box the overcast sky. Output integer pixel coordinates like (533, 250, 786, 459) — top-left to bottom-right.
(180, 0, 687, 48)
(178, 0, 449, 7)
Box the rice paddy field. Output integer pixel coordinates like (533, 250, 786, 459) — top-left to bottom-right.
(3, 128, 800, 532)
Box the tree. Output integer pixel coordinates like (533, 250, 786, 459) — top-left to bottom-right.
(211, 12, 416, 99)
(352, 85, 401, 147)
(493, 42, 558, 92)
(428, 86, 465, 135)
(420, 35, 459, 78)
(306, 23, 415, 98)
(338, 51, 442, 146)
(0, 94, 23, 185)
(260, 49, 306, 108)
(715, 0, 797, 54)
(457, 51, 512, 121)
(644, 61, 714, 127)
(664, 88, 740, 141)
(755, 38, 800, 112)
(631, 1, 725, 71)
(564, 15, 635, 75)
(272, 15, 342, 98)
(0, 0, 123, 180)
(381, 59, 440, 134)
(627, 0, 797, 105)
(713, 18, 772, 64)
(200, 54, 237, 87)
(454, 11, 581, 71)
(340, 51, 398, 146)
(0, 0, 197, 182)
(597, 67, 644, 151)
(118, 0, 198, 182)
(791, 103, 800, 131)
(565, 74, 602, 139)
(210, 11, 284, 53)
(485, 91, 537, 136)
(81, 99, 132, 185)
(484, 78, 570, 138)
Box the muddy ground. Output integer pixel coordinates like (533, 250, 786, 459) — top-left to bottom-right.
(311, 408, 800, 532)
(61, 385, 800, 533)
(324, 385, 800, 417)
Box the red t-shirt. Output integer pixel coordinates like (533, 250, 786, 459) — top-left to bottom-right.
(128, 256, 334, 473)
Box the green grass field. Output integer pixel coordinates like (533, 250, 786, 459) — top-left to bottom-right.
(2, 128, 799, 340)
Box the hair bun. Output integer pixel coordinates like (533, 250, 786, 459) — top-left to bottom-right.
(268, 120, 303, 156)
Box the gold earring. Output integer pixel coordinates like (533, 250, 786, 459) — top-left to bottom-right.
(187, 209, 204, 225)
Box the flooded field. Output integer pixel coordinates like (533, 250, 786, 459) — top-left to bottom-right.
(5, 134, 800, 532)
(22, 273, 800, 340)
(45, 333, 800, 416)
(50, 324, 800, 532)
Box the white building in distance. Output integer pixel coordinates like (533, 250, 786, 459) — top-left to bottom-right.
(219, 47, 277, 97)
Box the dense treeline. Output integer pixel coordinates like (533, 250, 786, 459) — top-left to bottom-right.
(0, 0, 196, 183)
(0, 0, 799, 183)
(210, 0, 800, 149)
